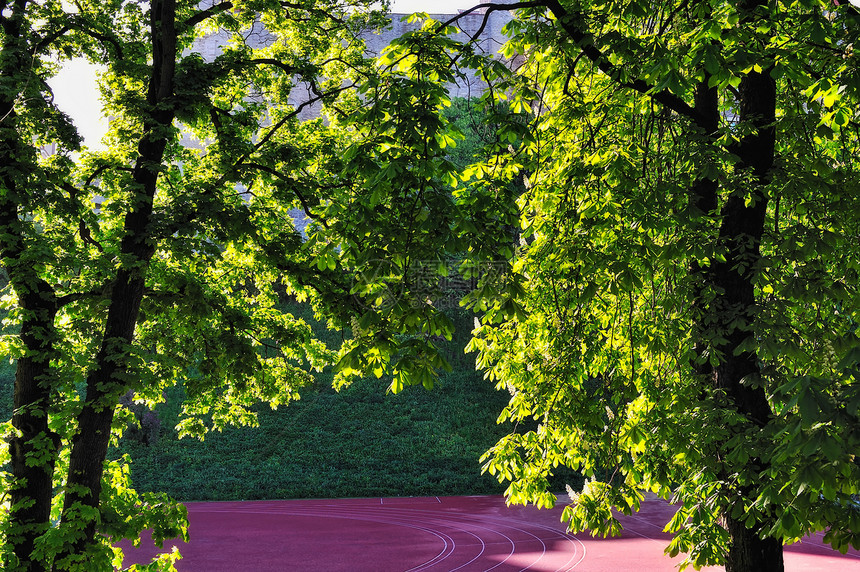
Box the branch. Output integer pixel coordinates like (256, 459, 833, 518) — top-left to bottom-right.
(56, 289, 103, 308)
(436, 1, 546, 32)
(658, 0, 689, 36)
(80, 26, 126, 60)
(541, 0, 705, 127)
(240, 162, 330, 229)
(156, 81, 355, 238)
(421, 2, 547, 70)
(248, 58, 301, 75)
(256, 81, 355, 148)
(84, 163, 129, 188)
(184, 1, 233, 28)
(33, 17, 125, 59)
(280, 1, 346, 26)
(437, 1, 707, 128)
(33, 25, 71, 54)
(60, 182, 106, 251)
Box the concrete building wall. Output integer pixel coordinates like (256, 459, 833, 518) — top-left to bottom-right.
(189, 12, 512, 233)
(193, 10, 513, 105)
(366, 10, 513, 100)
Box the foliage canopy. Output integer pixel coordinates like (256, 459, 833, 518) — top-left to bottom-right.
(448, 1, 860, 570)
(0, 0, 391, 568)
(334, 2, 860, 571)
(2, 0, 860, 570)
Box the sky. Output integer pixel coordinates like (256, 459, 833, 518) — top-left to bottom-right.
(51, 59, 106, 150)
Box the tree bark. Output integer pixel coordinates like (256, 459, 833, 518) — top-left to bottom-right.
(6, 284, 61, 572)
(709, 57, 782, 572)
(683, 3, 782, 569)
(725, 514, 784, 572)
(1, 3, 62, 570)
(56, 0, 177, 565)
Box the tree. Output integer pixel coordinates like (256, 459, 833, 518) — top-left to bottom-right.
(4, 0, 858, 570)
(433, 1, 860, 570)
(334, 2, 860, 571)
(0, 0, 386, 569)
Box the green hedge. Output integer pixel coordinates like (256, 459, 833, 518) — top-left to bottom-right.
(120, 368, 517, 500)
(0, 303, 583, 502)
(0, 359, 13, 422)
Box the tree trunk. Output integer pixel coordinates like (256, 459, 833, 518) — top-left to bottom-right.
(0, 149, 61, 572)
(709, 45, 782, 572)
(57, 270, 151, 564)
(6, 292, 60, 572)
(687, 54, 785, 570)
(1, 3, 62, 569)
(725, 514, 785, 572)
(55, 0, 177, 565)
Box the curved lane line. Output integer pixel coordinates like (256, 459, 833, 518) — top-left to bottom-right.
(342, 505, 582, 572)
(325, 505, 578, 572)
(282, 507, 495, 571)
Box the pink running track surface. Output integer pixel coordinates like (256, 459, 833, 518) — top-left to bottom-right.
(119, 495, 860, 571)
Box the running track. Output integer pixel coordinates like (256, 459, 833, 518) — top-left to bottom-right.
(120, 495, 860, 571)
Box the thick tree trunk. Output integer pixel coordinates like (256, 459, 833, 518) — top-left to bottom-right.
(687, 4, 781, 568)
(58, 273, 147, 563)
(6, 292, 60, 572)
(1, 4, 62, 570)
(55, 0, 177, 566)
(0, 146, 59, 572)
(725, 515, 784, 572)
(709, 58, 781, 572)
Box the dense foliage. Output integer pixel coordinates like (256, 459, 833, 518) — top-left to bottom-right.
(3, 0, 860, 570)
(329, 3, 860, 572)
(111, 305, 519, 501)
(449, 2, 860, 571)
(120, 373, 510, 500)
(0, 0, 389, 569)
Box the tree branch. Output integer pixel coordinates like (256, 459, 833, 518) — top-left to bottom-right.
(436, 1, 546, 32)
(33, 17, 125, 59)
(59, 181, 106, 251)
(541, 0, 705, 126)
(240, 162, 330, 229)
(248, 58, 301, 75)
(184, 1, 233, 28)
(84, 163, 131, 188)
(33, 25, 71, 54)
(436, 1, 707, 128)
(56, 289, 104, 308)
(156, 81, 355, 239)
(280, 1, 346, 26)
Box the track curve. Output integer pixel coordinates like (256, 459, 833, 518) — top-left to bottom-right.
(119, 495, 860, 571)
(120, 496, 585, 571)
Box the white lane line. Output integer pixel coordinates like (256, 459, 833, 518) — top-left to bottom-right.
(245, 506, 477, 571)
(297, 504, 583, 571)
(445, 532, 486, 572)
(446, 512, 580, 572)
(400, 507, 586, 572)
(359, 506, 555, 572)
(795, 535, 860, 560)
